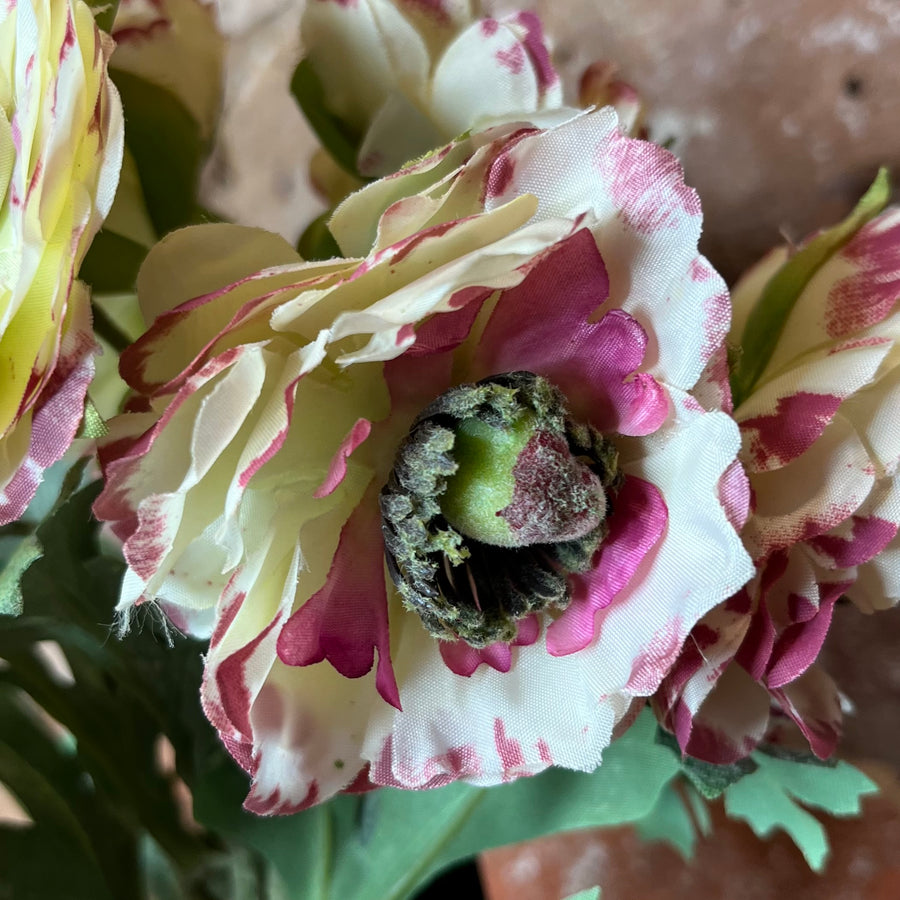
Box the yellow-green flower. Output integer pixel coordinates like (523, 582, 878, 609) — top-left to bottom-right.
(0, 0, 123, 523)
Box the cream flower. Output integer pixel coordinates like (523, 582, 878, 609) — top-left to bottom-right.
(0, 0, 123, 524)
(655, 201, 900, 763)
(302, 0, 564, 176)
(95, 109, 751, 812)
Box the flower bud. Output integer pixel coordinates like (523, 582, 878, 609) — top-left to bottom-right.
(381, 372, 619, 646)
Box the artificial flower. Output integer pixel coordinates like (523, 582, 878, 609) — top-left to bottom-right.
(301, 0, 564, 176)
(95, 108, 752, 812)
(654, 203, 900, 763)
(0, 0, 124, 524)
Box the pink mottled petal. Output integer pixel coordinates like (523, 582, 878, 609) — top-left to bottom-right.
(770, 665, 842, 759)
(742, 417, 875, 560)
(472, 229, 668, 435)
(547, 476, 668, 656)
(371, 732, 486, 790)
(313, 418, 372, 499)
(361, 617, 619, 788)
(735, 554, 784, 681)
(684, 663, 771, 764)
(440, 640, 512, 677)
(754, 209, 900, 378)
(850, 479, 900, 610)
(234, 658, 380, 815)
(718, 459, 751, 532)
(276, 491, 400, 710)
(513, 613, 541, 646)
(809, 514, 898, 569)
(825, 209, 900, 338)
(383, 293, 487, 413)
(766, 581, 846, 689)
(741, 393, 843, 472)
(693, 344, 734, 415)
(430, 17, 542, 138)
(483, 111, 722, 392)
(653, 601, 753, 751)
(404, 287, 488, 357)
(505, 11, 561, 103)
(625, 617, 693, 695)
(438, 614, 541, 677)
(0, 289, 96, 524)
(736, 336, 888, 473)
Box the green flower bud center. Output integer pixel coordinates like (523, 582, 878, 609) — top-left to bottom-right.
(440, 412, 606, 548)
(380, 372, 622, 648)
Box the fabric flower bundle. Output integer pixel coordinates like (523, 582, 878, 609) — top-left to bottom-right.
(2, 0, 898, 847)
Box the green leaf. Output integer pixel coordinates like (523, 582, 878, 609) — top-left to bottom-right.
(730, 168, 891, 407)
(634, 781, 700, 859)
(724, 753, 877, 871)
(290, 59, 363, 177)
(0, 826, 116, 900)
(0, 535, 41, 617)
(563, 889, 601, 900)
(193, 752, 333, 899)
(0, 687, 125, 900)
(87, 1, 120, 35)
(80, 230, 148, 294)
(111, 70, 205, 236)
(0, 484, 234, 896)
(298, 211, 342, 262)
(77, 397, 109, 440)
(197, 709, 680, 900)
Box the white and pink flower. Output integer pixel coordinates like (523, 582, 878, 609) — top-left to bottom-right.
(302, 0, 565, 176)
(655, 206, 900, 763)
(95, 108, 752, 812)
(0, 0, 124, 524)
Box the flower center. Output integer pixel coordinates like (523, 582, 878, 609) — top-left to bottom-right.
(380, 372, 622, 647)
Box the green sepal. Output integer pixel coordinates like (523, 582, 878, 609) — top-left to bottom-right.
(290, 59, 364, 178)
(297, 210, 342, 261)
(756, 741, 838, 768)
(656, 726, 757, 799)
(77, 396, 109, 440)
(730, 168, 891, 407)
(681, 754, 757, 800)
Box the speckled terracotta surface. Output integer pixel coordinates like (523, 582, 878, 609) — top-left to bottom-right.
(480, 765, 900, 900)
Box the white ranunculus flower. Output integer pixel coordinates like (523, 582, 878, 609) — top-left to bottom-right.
(302, 0, 565, 176)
